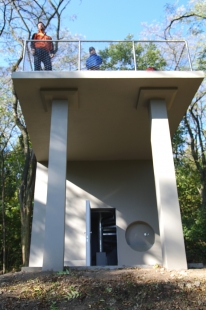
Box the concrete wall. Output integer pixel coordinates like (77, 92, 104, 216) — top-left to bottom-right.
(65, 160, 162, 266)
(30, 160, 162, 267)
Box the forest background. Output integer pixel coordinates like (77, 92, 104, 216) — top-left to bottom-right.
(0, 0, 206, 274)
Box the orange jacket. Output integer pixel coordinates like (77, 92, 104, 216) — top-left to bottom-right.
(31, 31, 54, 53)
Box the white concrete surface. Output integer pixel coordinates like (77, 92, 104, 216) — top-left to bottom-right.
(12, 71, 204, 162)
(29, 162, 48, 267)
(42, 100, 68, 271)
(29, 158, 186, 269)
(29, 160, 164, 268)
(64, 160, 162, 267)
(149, 100, 187, 269)
(13, 71, 204, 270)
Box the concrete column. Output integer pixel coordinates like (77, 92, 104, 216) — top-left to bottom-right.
(42, 100, 68, 271)
(149, 100, 187, 270)
(29, 162, 48, 267)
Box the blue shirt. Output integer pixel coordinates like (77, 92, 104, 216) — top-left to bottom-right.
(86, 54, 102, 69)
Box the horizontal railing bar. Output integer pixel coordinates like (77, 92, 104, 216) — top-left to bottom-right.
(26, 39, 187, 43)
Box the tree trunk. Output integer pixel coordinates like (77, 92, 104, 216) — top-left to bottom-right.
(1, 156, 6, 274)
(19, 150, 36, 266)
(200, 175, 206, 209)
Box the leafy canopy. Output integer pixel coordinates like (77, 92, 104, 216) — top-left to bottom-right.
(99, 35, 167, 71)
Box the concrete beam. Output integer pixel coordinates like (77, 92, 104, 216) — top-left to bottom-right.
(137, 87, 178, 110)
(40, 89, 78, 112)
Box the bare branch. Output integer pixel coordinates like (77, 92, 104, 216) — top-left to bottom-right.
(0, 1, 7, 37)
(11, 0, 31, 36)
(165, 13, 206, 37)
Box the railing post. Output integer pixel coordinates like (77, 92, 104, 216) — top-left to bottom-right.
(22, 40, 27, 71)
(133, 41, 137, 71)
(185, 40, 193, 71)
(78, 41, 81, 71)
(27, 42, 34, 71)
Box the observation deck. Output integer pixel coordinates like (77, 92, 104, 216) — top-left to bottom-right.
(13, 39, 204, 162)
(12, 40, 204, 271)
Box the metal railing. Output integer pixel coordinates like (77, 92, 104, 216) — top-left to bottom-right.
(22, 39, 193, 72)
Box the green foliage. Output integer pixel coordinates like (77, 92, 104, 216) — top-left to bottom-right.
(99, 35, 167, 71)
(197, 47, 206, 71)
(50, 302, 58, 310)
(57, 269, 70, 275)
(0, 138, 24, 271)
(136, 42, 167, 70)
(0, 61, 28, 272)
(66, 285, 81, 300)
(143, 0, 206, 264)
(172, 124, 186, 164)
(174, 132, 206, 263)
(0, 201, 22, 271)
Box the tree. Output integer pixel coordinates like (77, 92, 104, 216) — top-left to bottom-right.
(99, 35, 167, 71)
(164, 1, 206, 38)
(0, 0, 77, 266)
(172, 123, 206, 263)
(141, 0, 206, 262)
(163, 0, 206, 207)
(0, 100, 20, 273)
(0, 142, 23, 273)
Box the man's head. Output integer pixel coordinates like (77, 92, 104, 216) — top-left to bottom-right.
(37, 21, 46, 31)
(89, 47, 96, 54)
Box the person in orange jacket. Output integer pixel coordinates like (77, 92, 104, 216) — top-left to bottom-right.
(31, 22, 54, 71)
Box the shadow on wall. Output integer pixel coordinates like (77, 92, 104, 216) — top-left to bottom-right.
(31, 161, 161, 267)
(66, 160, 157, 212)
(65, 183, 86, 261)
(64, 160, 162, 266)
(64, 178, 120, 263)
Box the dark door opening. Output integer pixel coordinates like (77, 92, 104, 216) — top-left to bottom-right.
(91, 209, 118, 266)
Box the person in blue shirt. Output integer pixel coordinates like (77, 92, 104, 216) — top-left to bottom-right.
(86, 47, 102, 70)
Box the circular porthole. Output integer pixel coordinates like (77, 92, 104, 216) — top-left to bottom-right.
(125, 221, 155, 252)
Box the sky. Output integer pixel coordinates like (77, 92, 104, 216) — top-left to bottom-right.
(62, 0, 189, 40)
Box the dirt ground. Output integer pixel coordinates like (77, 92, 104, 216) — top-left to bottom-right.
(0, 267, 206, 309)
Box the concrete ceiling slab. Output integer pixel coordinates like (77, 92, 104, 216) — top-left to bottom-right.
(12, 71, 204, 161)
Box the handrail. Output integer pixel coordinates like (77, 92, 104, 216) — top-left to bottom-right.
(26, 39, 189, 43)
(23, 39, 193, 71)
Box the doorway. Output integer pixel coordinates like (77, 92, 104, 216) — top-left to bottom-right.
(91, 209, 117, 266)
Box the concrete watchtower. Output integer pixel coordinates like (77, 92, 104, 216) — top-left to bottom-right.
(12, 68, 204, 271)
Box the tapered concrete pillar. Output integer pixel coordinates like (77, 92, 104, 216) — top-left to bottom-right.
(42, 100, 68, 271)
(150, 100, 187, 270)
(29, 162, 48, 267)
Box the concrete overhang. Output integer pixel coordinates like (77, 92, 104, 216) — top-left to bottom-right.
(12, 71, 204, 161)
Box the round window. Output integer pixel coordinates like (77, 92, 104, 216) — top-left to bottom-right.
(125, 221, 155, 252)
